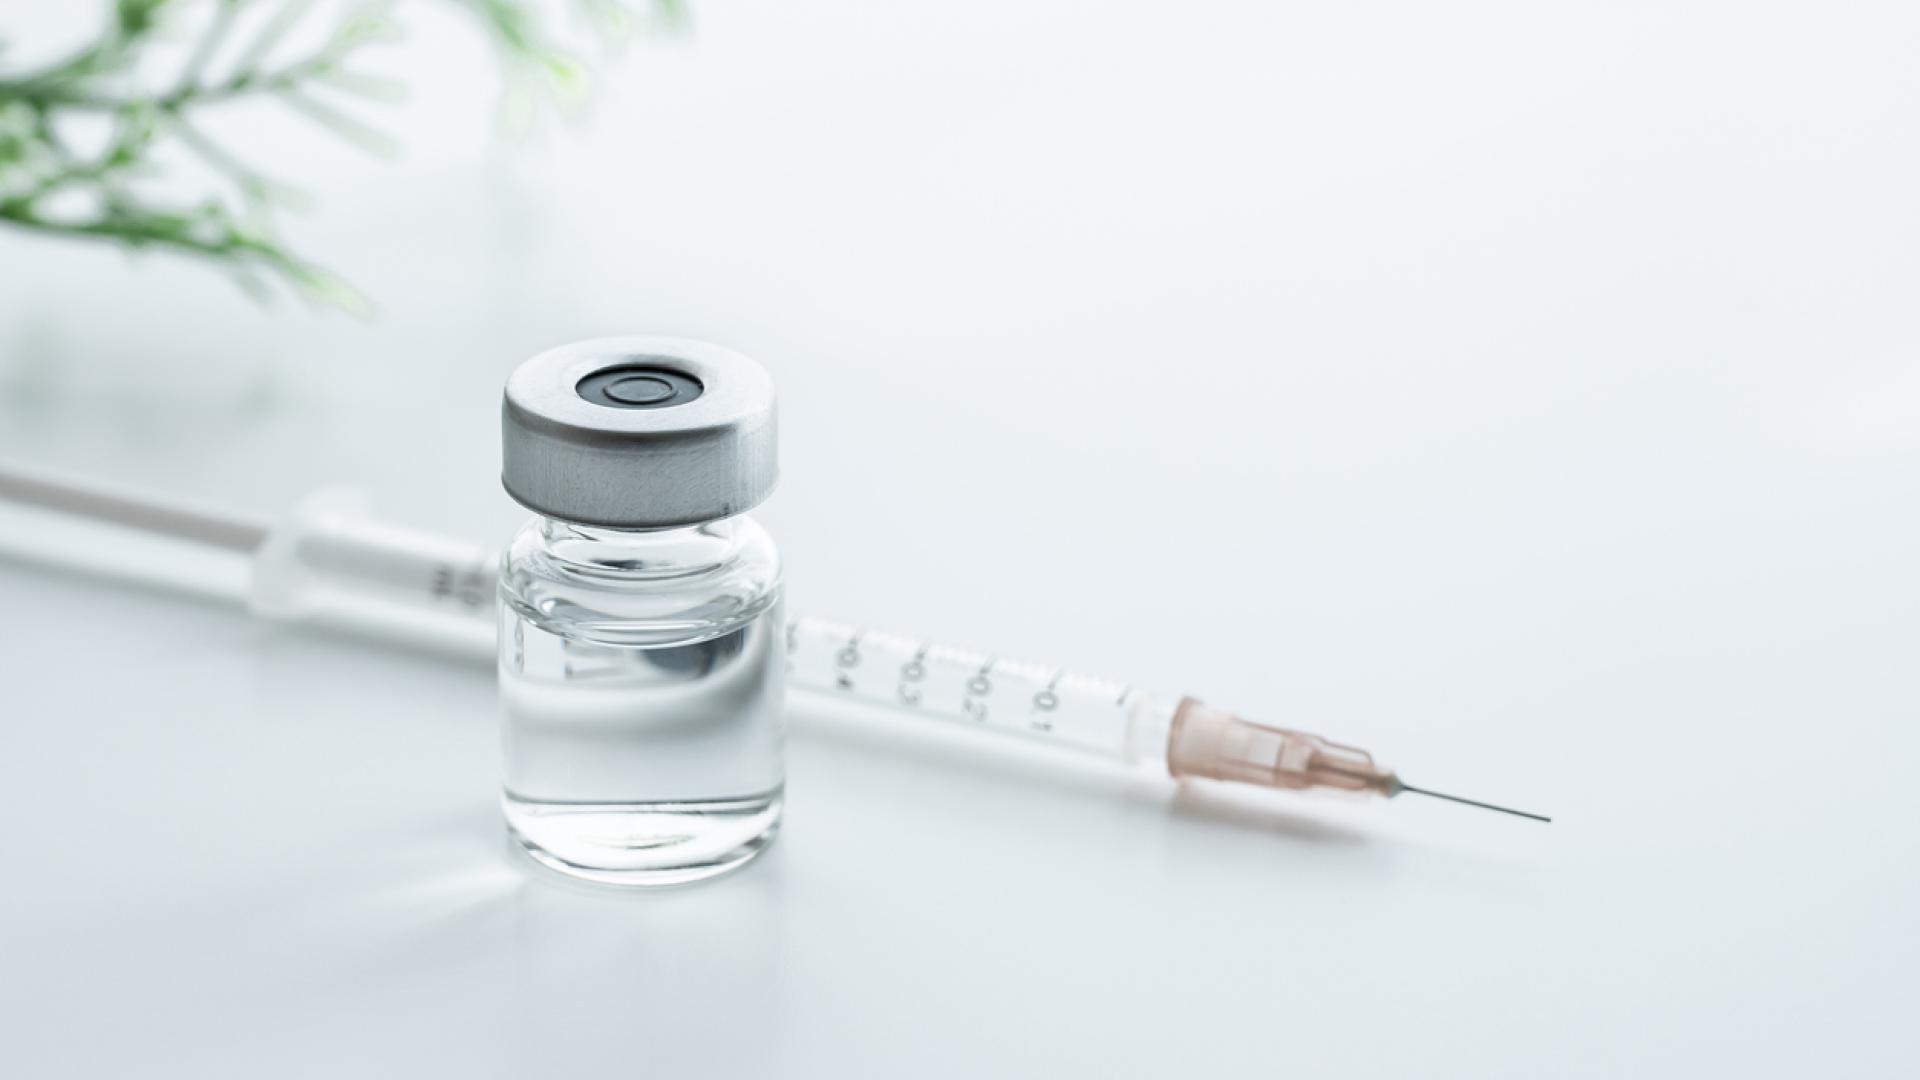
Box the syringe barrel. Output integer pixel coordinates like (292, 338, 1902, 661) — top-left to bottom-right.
(784, 617, 1179, 768)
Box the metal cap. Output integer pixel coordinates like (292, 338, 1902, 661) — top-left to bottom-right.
(502, 336, 778, 528)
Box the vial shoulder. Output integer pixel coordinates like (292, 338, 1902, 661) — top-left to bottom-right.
(499, 516, 782, 647)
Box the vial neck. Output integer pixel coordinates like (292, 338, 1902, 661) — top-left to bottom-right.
(535, 516, 745, 576)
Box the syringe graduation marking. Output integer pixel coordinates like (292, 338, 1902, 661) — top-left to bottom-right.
(835, 631, 863, 690)
(898, 644, 929, 705)
(962, 657, 994, 721)
(1029, 672, 1063, 730)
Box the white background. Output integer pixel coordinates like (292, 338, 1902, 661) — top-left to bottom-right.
(1, 2, 1916, 1076)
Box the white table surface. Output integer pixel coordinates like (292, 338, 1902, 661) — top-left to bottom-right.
(2, 2, 1917, 1076)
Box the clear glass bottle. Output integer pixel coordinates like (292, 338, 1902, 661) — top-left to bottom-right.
(497, 337, 784, 886)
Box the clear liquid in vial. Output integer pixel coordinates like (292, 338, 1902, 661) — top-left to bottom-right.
(500, 598, 785, 886)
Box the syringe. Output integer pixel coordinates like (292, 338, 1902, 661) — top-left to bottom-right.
(0, 461, 1547, 822)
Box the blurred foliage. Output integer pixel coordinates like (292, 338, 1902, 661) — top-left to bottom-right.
(0, 0, 685, 311)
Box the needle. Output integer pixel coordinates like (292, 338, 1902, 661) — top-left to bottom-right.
(1394, 781, 1551, 823)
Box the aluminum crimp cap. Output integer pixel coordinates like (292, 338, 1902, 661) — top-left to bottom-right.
(502, 336, 778, 528)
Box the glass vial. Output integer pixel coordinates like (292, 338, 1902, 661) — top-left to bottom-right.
(497, 337, 784, 886)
